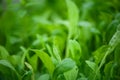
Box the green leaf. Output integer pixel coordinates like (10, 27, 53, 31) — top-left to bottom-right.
(115, 44, 120, 65)
(33, 50, 55, 75)
(53, 45, 61, 62)
(53, 58, 76, 80)
(66, 40, 81, 63)
(109, 30, 120, 50)
(8, 55, 21, 67)
(22, 70, 33, 80)
(86, 60, 97, 71)
(66, 0, 79, 38)
(93, 45, 109, 64)
(22, 62, 34, 80)
(46, 44, 53, 57)
(64, 66, 78, 80)
(0, 60, 20, 80)
(78, 73, 88, 80)
(86, 60, 100, 80)
(0, 46, 9, 59)
(104, 61, 114, 80)
(96, 25, 120, 80)
(46, 44, 59, 65)
(28, 54, 38, 71)
(25, 49, 38, 72)
(37, 74, 49, 80)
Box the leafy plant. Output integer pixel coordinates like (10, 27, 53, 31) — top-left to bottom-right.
(0, 0, 120, 80)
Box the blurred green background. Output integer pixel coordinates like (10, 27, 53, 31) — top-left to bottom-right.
(0, 0, 120, 54)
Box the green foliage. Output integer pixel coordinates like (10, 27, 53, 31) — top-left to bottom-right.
(0, 46, 9, 59)
(64, 66, 78, 80)
(0, 60, 20, 80)
(33, 50, 55, 75)
(0, 0, 120, 80)
(66, 0, 79, 39)
(53, 58, 76, 80)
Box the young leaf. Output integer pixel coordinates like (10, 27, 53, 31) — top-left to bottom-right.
(85, 60, 97, 71)
(86, 60, 100, 80)
(46, 44, 53, 57)
(53, 45, 61, 62)
(22, 62, 34, 80)
(93, 45, 109, 64)
(66, 40, 81, 63)
(32, 50, 55, 75)
(66, 0, 79, 38)
(46, 44, 59, 65)
(0, 46, 9, 59)
(53, 58, 76, 80)
(64, 66, 78, 80)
